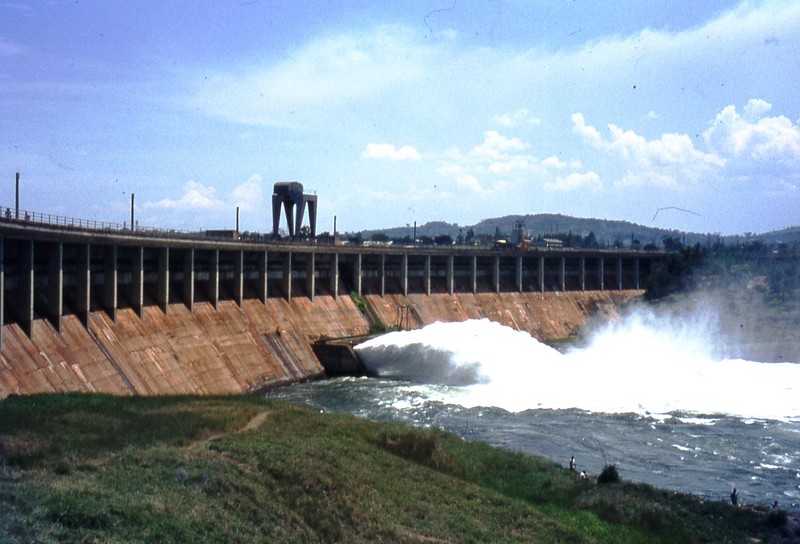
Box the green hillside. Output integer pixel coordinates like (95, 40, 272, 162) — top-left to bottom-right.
(359, 214, 736, 246)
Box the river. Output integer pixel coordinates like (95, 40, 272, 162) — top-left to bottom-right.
(265, 305, 800, 511)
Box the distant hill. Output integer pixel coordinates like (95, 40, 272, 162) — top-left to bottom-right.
(469, 214, 691, 245)
(355, 214, 744, 247)
(752, 226, 800, 245)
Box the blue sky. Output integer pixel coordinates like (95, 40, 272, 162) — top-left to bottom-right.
(1, 0, 799, 235)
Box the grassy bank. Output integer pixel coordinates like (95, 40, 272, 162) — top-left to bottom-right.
(0, 394, 791, 543)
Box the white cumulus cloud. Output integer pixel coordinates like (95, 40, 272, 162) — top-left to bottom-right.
(703, 99, 800, 165)
(361, 143, 421, 161)
(436, 163, 486, 194)
(434, 131, 534, 194)
(570, 99, 800, 198)
(572, 111, 725, 188)
(541, 156, 582, 170)
(146, 180, 225, 211)
(491, 108, 541, 128)
(231, 174, 264, 211)
(435, 129, 592, 197)
(472, 130, 529, 159)
(573, 112, 723, 169)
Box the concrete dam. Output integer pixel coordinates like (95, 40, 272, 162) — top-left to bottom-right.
(0, 217, 663, 398)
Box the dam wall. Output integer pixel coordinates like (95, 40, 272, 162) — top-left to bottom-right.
(364, 290, 641, 341)
(0, 289, 643, 398)
(0, 218, 657, 398)
(0, 296, 367, 397)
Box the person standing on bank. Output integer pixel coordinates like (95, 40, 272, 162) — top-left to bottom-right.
(730, 488, 738, 507)
(569, 456, 576, 471)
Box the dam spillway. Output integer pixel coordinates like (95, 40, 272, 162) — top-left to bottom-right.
(0, 216, 664, 398)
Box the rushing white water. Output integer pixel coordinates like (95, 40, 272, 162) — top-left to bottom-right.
(268, 311, 800, 507)
(355, 315, 800, 422)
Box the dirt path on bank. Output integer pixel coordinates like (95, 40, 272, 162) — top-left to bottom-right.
(202, 410, 272, 444)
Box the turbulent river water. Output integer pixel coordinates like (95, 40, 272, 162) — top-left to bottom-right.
(265, 308, 800, 511)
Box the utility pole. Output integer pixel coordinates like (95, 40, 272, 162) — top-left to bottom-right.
(15, 171, 20, 219)
(130, 193, 135, 231)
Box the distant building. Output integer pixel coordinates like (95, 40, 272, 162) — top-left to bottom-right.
(535, 238, 563, 249)
(512, 220, 528, 245)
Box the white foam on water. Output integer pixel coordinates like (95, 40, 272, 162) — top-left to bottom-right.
(355, 314, 800, 421)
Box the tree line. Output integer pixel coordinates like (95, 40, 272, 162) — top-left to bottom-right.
(644, 236, 800, 302)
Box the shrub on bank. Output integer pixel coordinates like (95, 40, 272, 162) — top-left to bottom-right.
(598, 464, 621, 484)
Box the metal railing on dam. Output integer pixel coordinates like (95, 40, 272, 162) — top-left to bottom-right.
(0, 215, 667, 345)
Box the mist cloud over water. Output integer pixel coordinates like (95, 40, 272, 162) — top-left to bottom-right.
(355, 313, 800, 422)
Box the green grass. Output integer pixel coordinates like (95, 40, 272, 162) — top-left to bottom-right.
(0, 394, 788, 543)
